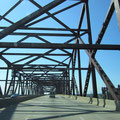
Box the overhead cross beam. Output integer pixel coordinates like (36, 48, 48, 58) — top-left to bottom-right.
(26, 1, 83, 27)
(0, 26, 87, 32)
(0, 67, 89, 71)
(29, 0, 76, 35)
(0, 0, 66, 40)
(0, 0, 67, 69)
(0, 42, 120, 50)
(2, 53, 71, 56)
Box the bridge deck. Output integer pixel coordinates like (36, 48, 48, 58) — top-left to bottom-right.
(0, 95, 120, 120)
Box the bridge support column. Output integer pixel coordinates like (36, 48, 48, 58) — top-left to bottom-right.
(91, 64, 98, 98)
(72, 55, 75, 95)
(77, 40, 82, 96)
(4, 68, 9, 96)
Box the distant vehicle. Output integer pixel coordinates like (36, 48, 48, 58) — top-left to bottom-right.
(49, 91, 55, 98)
(49, 87, 56, 98)
(11, 94, 19, 98)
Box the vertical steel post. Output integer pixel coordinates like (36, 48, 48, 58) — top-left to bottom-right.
(77, 40, 82, 96)
(4, 68, 9, 95)
(21, 76, 24, 95)
(65, 71, 68, 95)
(66, 69, 69, 95)
(26, 80, 28, 95)
(68, 68, 70, 95)
(18, 80, 20, 95)
(12, 71, 16, 94)
(85, 1, 92, 44)
(85, 1, 98, 97)
(63, 72, 65, 94)
(91, 64, 98, 97)
(6, 76, 14, 95)
(15, 80, 19, 94)
(72, 54, 75, 95)
(28, 80, 30, 95)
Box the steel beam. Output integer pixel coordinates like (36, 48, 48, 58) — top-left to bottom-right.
(79, 38, 120, 101)
(71, 54, 75, 95)
(43, 56, 67, 66)
(22, 49, 55, 66)
(30, 0, 76, 35)
(0, 42, 120, 50)
(85, 1, 92, 44)
(0, 80, 72, 82)
(2, 53, 71, 56)
(0, 36, 30, 53)
(0, 26, 87, 32)
(78, 4, 86, 35)
(114, 0, 120, 29)
(94, 1, 114, 52)
(83, 63, 91, 96)
(0, 0, 66, 39)
(12, 55, 33, 64)
(83, 1, 115, 96)
(0, 15, 14, 24)
(0, 0, 22, 21)
(77, 40, 82, 96)
(18, 64, 68, 66)
(91, 63, 98, 98)
(85, 1, 98, 97)
(71, 49, 79, 96)
(0, 55, 12, 66)
(0, 67, 89, 70)
(4, 68, 9, 95)
(26, 1, 82, 27)
(10, 32, 77, 36)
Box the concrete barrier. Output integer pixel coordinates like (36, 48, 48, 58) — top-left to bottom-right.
(0, 95, 41, 108)
(64, 95, 119, 111)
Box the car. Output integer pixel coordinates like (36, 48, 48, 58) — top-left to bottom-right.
(10, 94, 19, 98)
(49, 91, 55, 98)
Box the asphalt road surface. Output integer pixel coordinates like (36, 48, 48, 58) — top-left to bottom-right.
(0, 95, 120, 120)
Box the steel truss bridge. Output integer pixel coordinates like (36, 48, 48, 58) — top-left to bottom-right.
(0, 0, 120, 103)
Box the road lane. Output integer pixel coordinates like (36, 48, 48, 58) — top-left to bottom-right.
(0, 95, 120, 120)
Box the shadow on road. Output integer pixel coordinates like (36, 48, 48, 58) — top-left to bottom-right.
(0, 104, 18, 120)
(27, 109, 116, 120)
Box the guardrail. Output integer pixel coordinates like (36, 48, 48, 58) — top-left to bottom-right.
(64, 95, 120, 111)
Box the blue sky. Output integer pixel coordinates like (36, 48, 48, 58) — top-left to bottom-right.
(0, 0, 120, 94)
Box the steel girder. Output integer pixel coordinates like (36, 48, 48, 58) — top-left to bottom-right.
(83, 0, 120, 100)
(0, 0, 119, 100)
(0, 0, 66, 39)
(0, 42, 120, 50)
